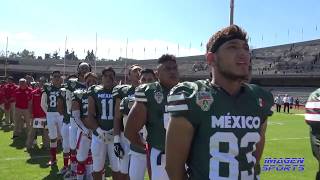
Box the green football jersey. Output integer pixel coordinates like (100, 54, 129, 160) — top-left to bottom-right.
(65, 78, 86, 92)
(43, 83, 61, 112)
(112, 84, 136, 99)
(64, 78, 86, 115)
(167, 80, 274, 180)
(120, 96, 146, 154)
(57, 87, 70, 123)
(88, 85, 115, 131)
(119, 96, 135, 115)
(113, 84, 136, 131)
(305, 88, 320, 130)
(73, 87, 93, 119)
(135, 81, 171, 152)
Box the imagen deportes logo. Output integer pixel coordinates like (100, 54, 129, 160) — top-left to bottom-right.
(262, 157, 304, 172)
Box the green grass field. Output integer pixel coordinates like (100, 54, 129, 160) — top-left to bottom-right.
(0, 108, 317, 180)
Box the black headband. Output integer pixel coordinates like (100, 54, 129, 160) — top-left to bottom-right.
(210, 34, 247, 53)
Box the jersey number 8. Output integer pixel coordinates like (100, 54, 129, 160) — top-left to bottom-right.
(49, 94, 57, 107)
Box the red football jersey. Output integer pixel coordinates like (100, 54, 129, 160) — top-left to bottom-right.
(4, 83, 17, 103)
(0, 85, 5, 105)
(14, 87, 32, 109)
(32, 88, 46, 118)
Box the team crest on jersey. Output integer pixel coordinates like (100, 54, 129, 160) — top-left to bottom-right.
(154, 91, 164, 104)
(196, 90, 213, 111)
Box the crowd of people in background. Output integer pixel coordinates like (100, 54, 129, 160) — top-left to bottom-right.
(274, 94, 300, 113)
(0, 75, 49, 149)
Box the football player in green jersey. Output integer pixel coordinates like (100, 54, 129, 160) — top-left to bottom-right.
(68, 62, 91, 176)
(56, 78, 72, 175)
(165, 25, 274, 180)
(40, 70, 63, 166)
(86, 67, 118, 180)
(113, 64, 142, 179)
(72, 72, 98, 180)
(125, 54, 179, 180)
(122, 68, 156, 180)
(305, 89, 320, 180)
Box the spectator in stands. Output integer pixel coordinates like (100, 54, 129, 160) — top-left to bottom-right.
(283, 94, 290, 113)
(295, 97, 300, 109)
(0, 80, 5, 122)
(12, 78, 33, 140)
(4, 76, 17, 125)
(274, 94, 281, 112)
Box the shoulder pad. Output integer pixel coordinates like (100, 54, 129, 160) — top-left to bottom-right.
(43, 83, 52, 92)
(59, 88, 67, 97)
(87, 85, 96, 91)
(308, 88, 320, 102)
(113, 84, 129, 93)
(93, 85, 103, 93)
(169, 81, 199, 100)
(66, 78, 79, 90)
(74, 89, 85, 99)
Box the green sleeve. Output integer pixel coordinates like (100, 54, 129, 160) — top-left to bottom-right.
(167, 81, 200, 128)
(112, 85, 123, 99)
(134, 84, 148, 103)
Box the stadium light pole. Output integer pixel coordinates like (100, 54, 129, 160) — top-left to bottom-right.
(95, 32, 97, 73)
(4, 36, 8, 77)
(124, 38, 128, 84)
(230, 0, 234, 25)
(64, 36, 67, 78)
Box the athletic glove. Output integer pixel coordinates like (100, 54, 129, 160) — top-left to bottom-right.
(114, 135, 124, 159)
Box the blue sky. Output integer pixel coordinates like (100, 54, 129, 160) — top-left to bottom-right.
(1, 0, 320, 60)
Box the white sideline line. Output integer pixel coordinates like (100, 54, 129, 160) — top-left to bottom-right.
(268, 137, 309, 141)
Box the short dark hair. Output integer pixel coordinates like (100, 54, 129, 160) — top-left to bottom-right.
(52, 70, 61, 75)
(140, 68, 155, 77)
(206, 24, 248, 53)
(84, 72, 98, 80)
(102, 66, 116, 76)
(157, 54, 176, 64)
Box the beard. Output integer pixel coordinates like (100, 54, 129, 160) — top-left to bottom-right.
(216, 59, 249, 81)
